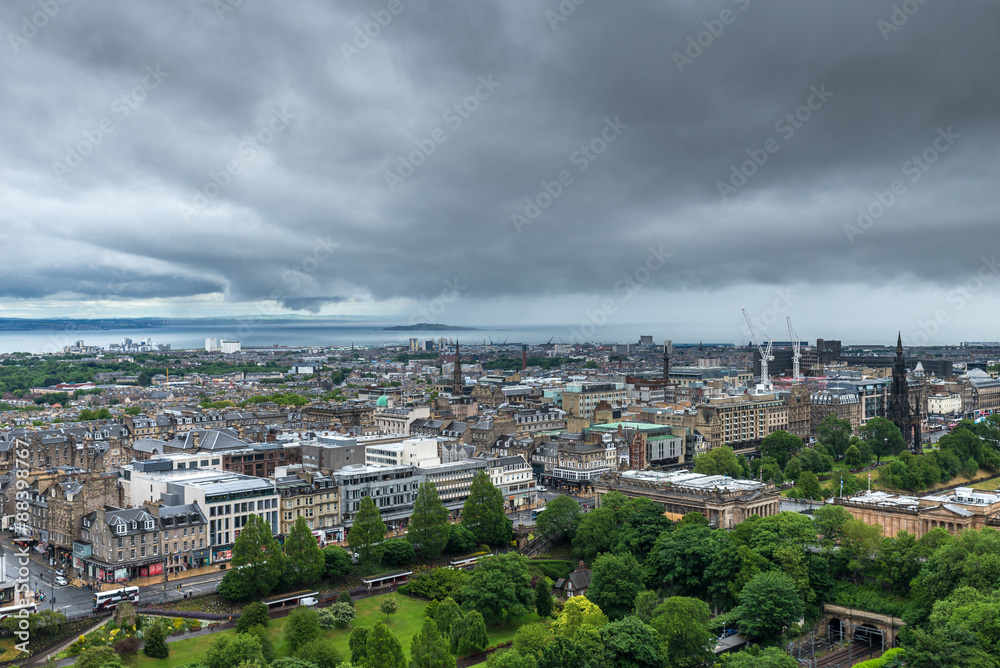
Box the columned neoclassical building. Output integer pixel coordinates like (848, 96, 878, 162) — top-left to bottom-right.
(593, 470, 780, 529)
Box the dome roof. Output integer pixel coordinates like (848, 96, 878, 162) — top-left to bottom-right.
(376, 395, 389, 407)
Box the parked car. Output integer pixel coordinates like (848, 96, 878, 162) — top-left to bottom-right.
(299, 597, 318, 607)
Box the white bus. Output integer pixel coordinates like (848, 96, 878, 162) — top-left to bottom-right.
(92, 586, 139, 611)
(0, 602, 37, 621)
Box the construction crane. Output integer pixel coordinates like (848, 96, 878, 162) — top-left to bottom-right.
(742, 308, 773, 393)
(787, 315, 802, 381)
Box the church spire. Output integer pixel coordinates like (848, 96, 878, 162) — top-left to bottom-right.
(452, 340, 462, 395)
(896, 331, 903, 355)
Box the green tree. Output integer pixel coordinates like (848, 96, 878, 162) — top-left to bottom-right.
(586, 552, 645, 621)
(76, 647, 118, 668)
(338, 590, 355, 607)
(143, 620, 169, 659)
(348, 495, 387, 570)
(812, 504, 853, 543)
(366, 621, 406, 668)
(841, 518, 884, 584)
(571, 507, 619, 563)
(734, 571, 805, 643)
(408, 482, 452, 559)
(796, 470, 822, 500)
(294, 638, 343, 668)
(454, 610, 489, 655)
(284, 516, 325, 587)
(329, 601, 356, 629)
(236, 601, 270, 633)
(615, 497, 673, 559)
(285, 606, 322, 653)
(323, 545, 353, 579)
(382, 538, 416, 567)
(861, 417, 906, 465)
(760, 431, 802, 469)
(462, 471, 512, 547)
(206, 634, 265, 668)
(649, 597, 714, 668)
(552, 597, 609, 638)
(487, 650, 539, 668)
(445, 525, 477, 555)
(817, 414, 853, 459)
(797, 448, 834, 474)
(247, 624, 274, 663)
(693, 445, 744, 477)
(963, 456, 980, 479)
(380, 595, 399, 619)
(230, 513, 285, 599)
(434, 596, 463, 638)
(650, 520, 717, 599)
(535, 578, 554, 618)
(717, 646, 799, 667)
(410, 615, 456, 668)
(537, 635, 595, 668)
(513, 622, 552, 658)
(536, 495, 582, 542)
(461, 552, 534, 625)
(600, 616, 665, 668)
(601, 491, 629, 512)
(783, 457, 802, 482)
(632, 590, 660, 625)
(844, 444, 865, 467)
(349, 626, 371, 665)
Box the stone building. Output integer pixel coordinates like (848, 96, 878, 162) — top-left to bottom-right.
(275, 471, 340, 542)
(830, 487, 1000, 538)
(593, 470, 780, 529)
(21, 471, 120, 570)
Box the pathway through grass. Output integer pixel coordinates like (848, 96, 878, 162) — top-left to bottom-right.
(123, 593, 541, 667)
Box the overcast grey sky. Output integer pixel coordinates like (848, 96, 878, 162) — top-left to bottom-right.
(1, 0, 998, 345)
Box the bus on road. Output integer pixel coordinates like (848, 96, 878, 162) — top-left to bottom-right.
(0, 602, 37, 621)
(93, 586, 139, 611)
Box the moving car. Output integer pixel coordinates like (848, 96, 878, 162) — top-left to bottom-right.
(54, 576, 69, 587)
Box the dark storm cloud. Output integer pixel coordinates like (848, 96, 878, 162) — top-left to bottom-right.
(1, 0, 998, 314)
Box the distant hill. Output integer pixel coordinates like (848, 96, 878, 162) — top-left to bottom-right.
(382, 323, 479, 331)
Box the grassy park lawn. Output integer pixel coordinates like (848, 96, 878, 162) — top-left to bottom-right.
(970, 477, 1000, 491)
(124, 592, 542, 667)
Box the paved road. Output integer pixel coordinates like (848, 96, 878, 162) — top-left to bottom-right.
(0, 534, 224, 619)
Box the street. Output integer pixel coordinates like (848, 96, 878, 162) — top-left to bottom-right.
(507, 489, 597, 528)
(0, 534, 224, 619)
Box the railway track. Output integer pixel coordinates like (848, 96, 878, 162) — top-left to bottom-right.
(812, 640, 879, 668)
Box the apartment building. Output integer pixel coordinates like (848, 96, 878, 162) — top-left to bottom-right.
(483, 455, 536, 510)
(122, 463, 279, 565)
(275, 472, 340, 541)
(366, 438, 441, 468)
(560, 383, 628, 419)
(75, 503, 208, 583)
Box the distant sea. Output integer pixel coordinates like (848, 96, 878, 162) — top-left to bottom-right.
(0, 320, 658, 354)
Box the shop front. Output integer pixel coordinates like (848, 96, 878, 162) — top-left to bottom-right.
(83, 557, 167, 583)
(212, 546, 233, 566)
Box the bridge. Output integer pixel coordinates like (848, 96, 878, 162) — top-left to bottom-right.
(819, 604, 905, 651)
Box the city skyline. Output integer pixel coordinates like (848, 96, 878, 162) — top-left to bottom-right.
(2, 1, 998, 346)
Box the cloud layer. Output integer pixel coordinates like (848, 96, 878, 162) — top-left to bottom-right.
(1, 0, 998, 342)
